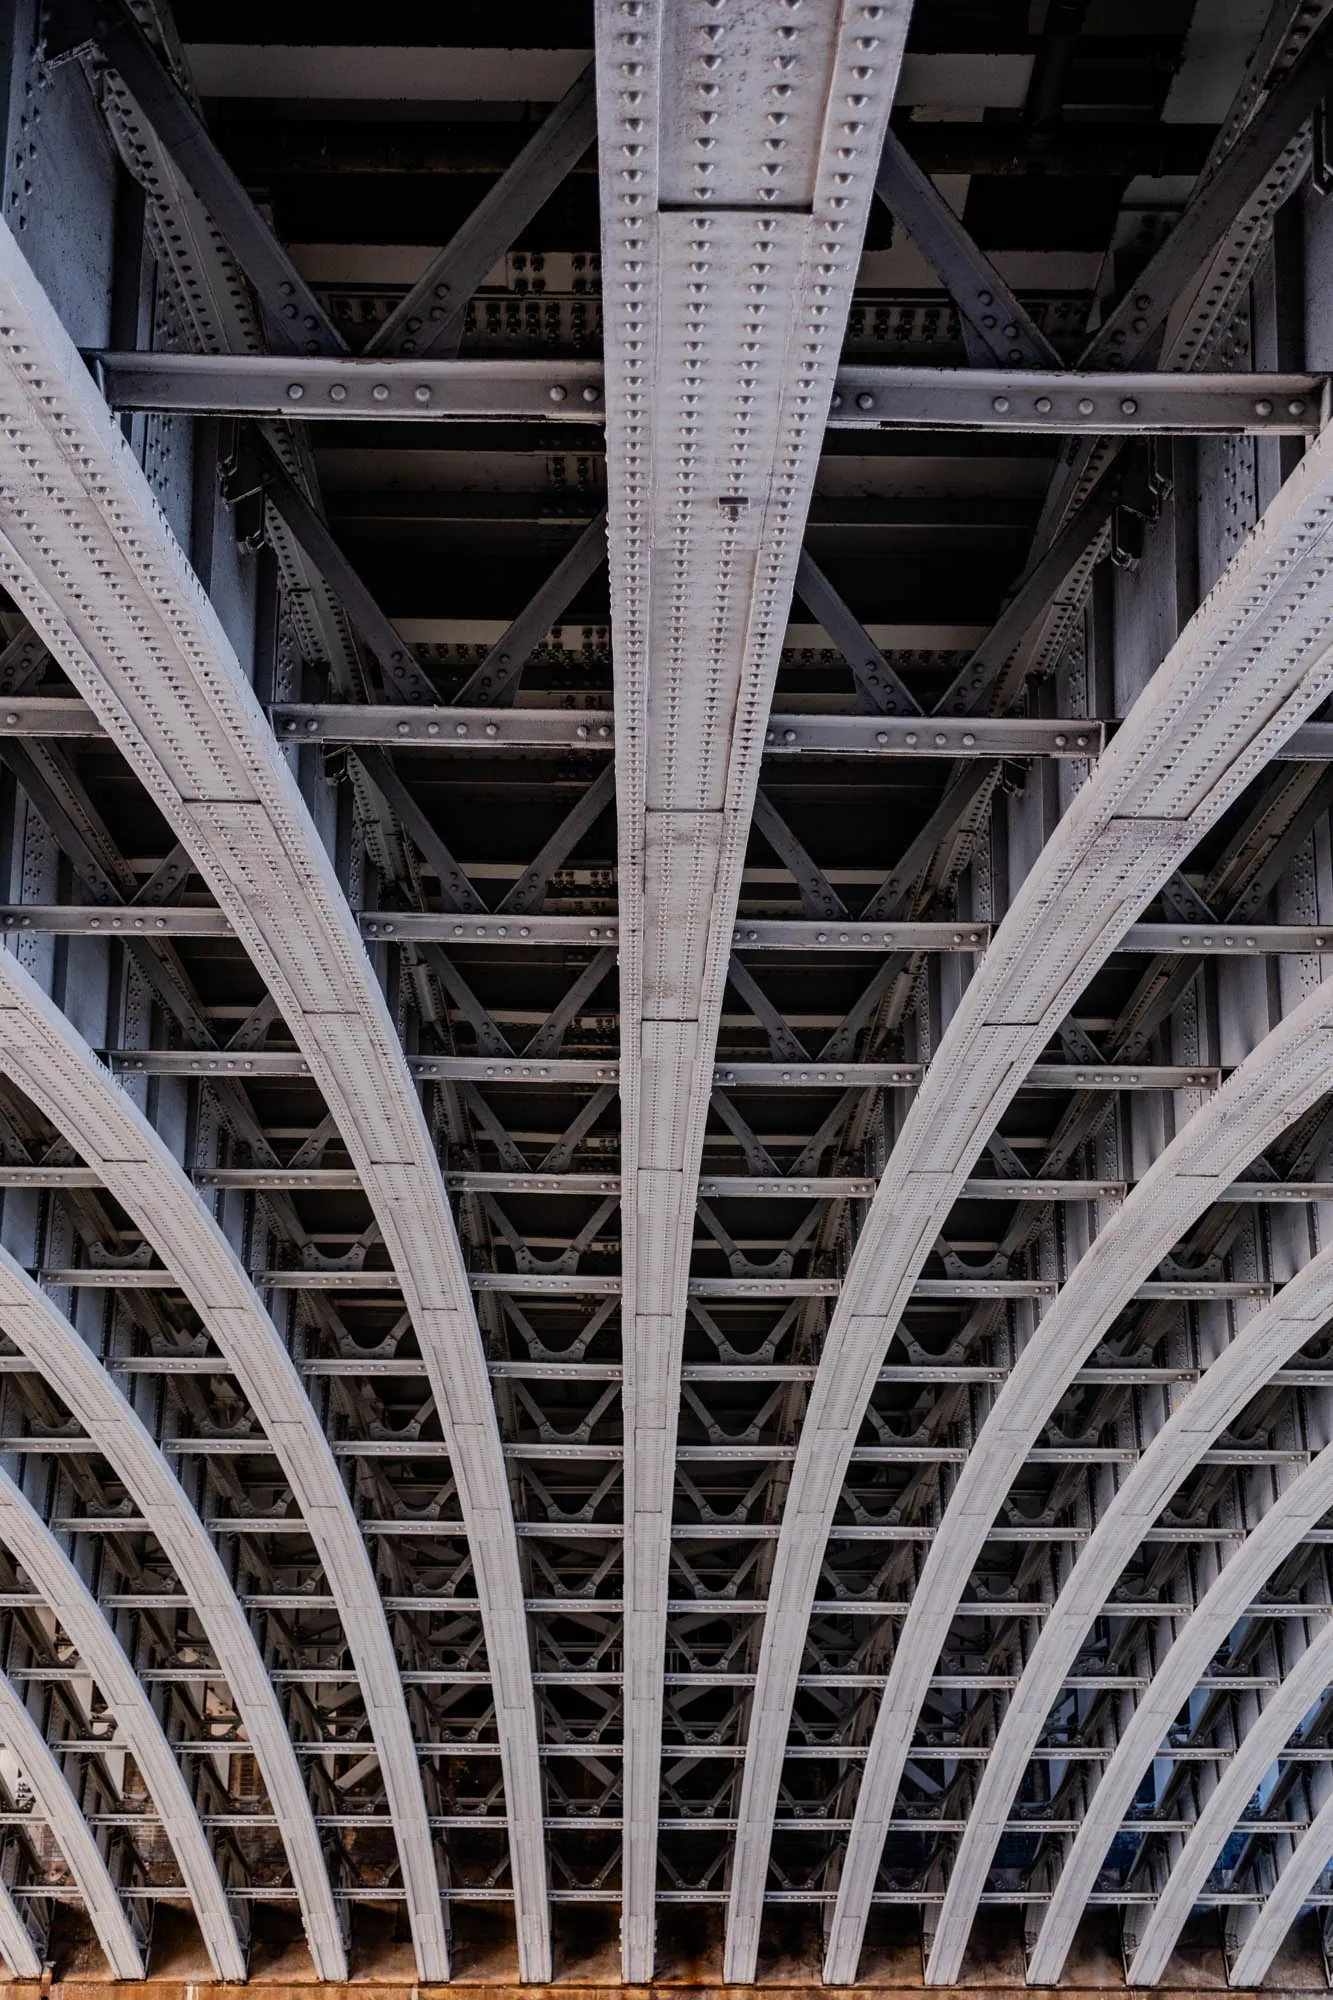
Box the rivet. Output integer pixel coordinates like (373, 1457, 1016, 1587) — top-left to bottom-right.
(329, 383, 347, 403)
(1034, 396, 1052, 414)
(285, 384, 305, 401)
(372, 384, 390, 402)
(1120, 397, 1138, 416)
(992, 396, 1010, 414)
(1255, 399, 1274, 417)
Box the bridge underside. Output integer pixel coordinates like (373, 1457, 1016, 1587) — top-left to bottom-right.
(5, 0, 1333, 1990)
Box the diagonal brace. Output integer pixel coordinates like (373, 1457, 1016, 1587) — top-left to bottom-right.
(47, 0, 345, 357)
(368, 66, 598, 361)
(875, 128, 1060, 370)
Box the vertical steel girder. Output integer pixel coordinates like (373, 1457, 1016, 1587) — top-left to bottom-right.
(0, 1466, 246, 1979)
(726, 415, 1333, 1988)
(0, 1246, 346, 1978)
(1024, 1237, 1333, 1985)
(918, 985, 1333, 1984)
(595, 0, 911, 1975)
(0, 214, 548, 1979)
(0, 1665, 135, 1977)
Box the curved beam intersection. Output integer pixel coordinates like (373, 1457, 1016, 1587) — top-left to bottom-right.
(725, 412, 1333, 1985)
(0, 210, 546, 1979)
(596, 1, 911, 1976)
(0, 1242, 346, 1978)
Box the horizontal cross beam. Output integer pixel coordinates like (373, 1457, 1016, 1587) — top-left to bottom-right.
(92, 352, 1327, 434)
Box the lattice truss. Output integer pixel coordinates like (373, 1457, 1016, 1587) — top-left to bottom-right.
(0, 0, 1331, 1986)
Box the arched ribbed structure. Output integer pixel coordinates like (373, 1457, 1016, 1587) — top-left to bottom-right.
(0, 211, 543, 1978)
(1029, 1438, 1333, 1983)
(0, 942, 433, 1970)
(0, 1465, 245, 1978)
(0, 1662, 135, 1977)
(920, 986, 1333, 1982)
(0, 1244, 345, 1977)
(724, 410, 1333, 1984)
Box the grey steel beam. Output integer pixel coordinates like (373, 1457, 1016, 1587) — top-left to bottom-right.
(48, 0, 345, 356)
(792, 552, 922, 716)
(828, 367, 1324, 432)
(271, 703, 613, 748)
(0, 228, 521, 1981)
(0, 1246, 347, 1977)
(0, 1466, 245, 1978)
(92, 352, 1328, 434)
(366, 66, 598, 361)
(97, 351, 604, 420)
(108, 1049, 619, 1083)
(452, 512, 609, 708)
(917, 991, 1333, 1984)
(0, 907, 229, 935)
(0, 1664, 129, 1976)
(597, 2, 911, 1977)
(724, 392, 1333, 1985)
(872, 127, 1060, 370)
(1083, 12, 1333, 369)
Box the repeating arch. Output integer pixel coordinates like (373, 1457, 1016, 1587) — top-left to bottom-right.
(0, 942, 437, 1971)
(0, 212, 542, 1977)
(920, 991, 1333, 1982)
(0, 1244, 345, 1977)
(0, 1464, 246, 1978)
(0, 1662, 138, 1977)
(1225, 1718, 1333, 1985)
(1028, 1437, 1333, 1983)
(724, 405, 1333, 1984)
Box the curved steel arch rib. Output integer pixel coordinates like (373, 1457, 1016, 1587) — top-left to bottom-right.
(726, 416, 1333, 1984)
(922, 986, 1333, 1983)
(0, 1246, 345, 1978)
(0, 1464, 245, 1979)
(1027, 1400, 1333, 1980)
(1225, 1706, 1333, 1985)
(0, 1661, 138, 1978)
(0, 944, 438, 1972)
(0, 217, 544, 1977)
(1113, 1476, 1333, 1988)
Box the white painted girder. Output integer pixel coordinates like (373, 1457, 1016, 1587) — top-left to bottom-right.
(726, 412, 1333, 1987)
(0, 907, 442, 1974)
(0, 1243, 345, 1978)
(1023, 1237, 1333, 1987)
(0, 1662, 137, 1978)
(595, 1, 911, 1975)
(922, 989, 1333, 1983)
(0, 214, 544, 1979)
(0, 1464, 245, 1979)
(1087, 1454, 1333, 1988)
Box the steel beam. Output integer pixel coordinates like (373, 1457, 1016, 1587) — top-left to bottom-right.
(92, 352, 1329, 434)
(49, 0, 345, 356)
(97, 351, 604, 420)
(828, 367, 1324, 432)
(872, 128, 1060, 370)
(366, 65, 598, 360)
(0, 1466, 245, 1979)
(597, 1, 910, 1976)
(915, 989, 1333, 1984)
(724, 391, 1333, 1987)
(0, 1245, 347, 1978)
(0, 215, 551, 1977)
